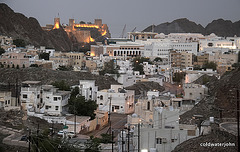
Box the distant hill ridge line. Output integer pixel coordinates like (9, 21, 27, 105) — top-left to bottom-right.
(143, 18, 240, 37)
(0, 3, 72, 51)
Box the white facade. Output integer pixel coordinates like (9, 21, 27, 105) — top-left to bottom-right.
(142, 39, 198, 59)
(21, 81, 70, 116)
(199, 39, 238, 51)
(45, 49, 55, 57)
(128, 97, 197, 152)
(117, 74, 137, 87)
(143, 62, 158, 75)
(97, 85, 135, 114)
(40, 85, 70, 116)
(79, 80, 98, 101)
(117, 60, 133, 74)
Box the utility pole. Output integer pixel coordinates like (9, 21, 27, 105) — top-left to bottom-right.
(36, 124, 39, 151)
(122, 130, 124, 152)
(127, 125, 130, 152)
(108, 96, 112, 134)
(112, 130, 114, 152)
(74, 98, 76, 135)
(28, 129, 31, 152)
(52, 121, 54, 139)
(237, 89, 240, 152)
(138, 123, 140, 152)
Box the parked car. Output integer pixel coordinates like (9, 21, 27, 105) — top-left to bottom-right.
(20, 135, 28, 141)
(67, 131, 76, 138)
(57, 130, 64, 136)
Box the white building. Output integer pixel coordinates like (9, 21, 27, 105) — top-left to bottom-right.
(97, 85, 135, 114)
(143, 62, 158, 75)
(142, 39, 198, 59)
(127, 96, 198, 152)
(79, 80, 98, 101)
(21, 81, 70, 116)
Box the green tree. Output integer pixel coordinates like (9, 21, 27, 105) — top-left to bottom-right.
(0, 63, 4, 68)
(39, 52, 50, 60)
(30, 131, 80, 152)
(57, 65, 73, 71)
(202, 61, 217, 71)
(100, 133, 112, 144)
(132, 57, 152, 74)
(51, 80, 71, 91)
(30, 64, 39, 67)
(0, 47, 5, 55)
(68, 87, 98, 120)
(173, 72, 185, 83)
(13, 39, 26, 47)
(99, 60, 119, 76)
(153, 57, 162, 62)
(84, 136, 101, 152)
(68, 95, 98, 120)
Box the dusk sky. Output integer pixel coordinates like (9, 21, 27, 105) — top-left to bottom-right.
(1, 0, 240, 37)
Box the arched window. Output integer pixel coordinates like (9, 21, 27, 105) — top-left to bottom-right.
(147, 101, 150, 110)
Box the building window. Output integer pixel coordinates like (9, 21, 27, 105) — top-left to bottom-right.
(37, 94, 40, 98)
(156, 138, 162, 144)
(5, 100, 7, 105)
(147, 101, 150, 110)
(115, 106, 120, 109)
(100, 95, 103, 100)
(55, 106, 59, 110)
(23, 94, 28, 98)
(54, 97, 58, 101)
(8, 100, 10, 104)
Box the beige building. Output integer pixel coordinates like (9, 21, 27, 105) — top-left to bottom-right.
(66, 115, 91, 133)
(171, 51, 192, 68)
(208, 52, 238, 74)
(194, 53, 209, 67)
(85, 60, 97, 72)
(0, 91, 12, 109)
(0, 51, 30, 67)
(128, 32, 158, 41)
(50, 52, 84, 70)
(183, 83, 208, 102)
(91, 43, 144, 57)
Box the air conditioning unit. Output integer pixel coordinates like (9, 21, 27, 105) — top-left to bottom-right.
(162, 138, 167, 143)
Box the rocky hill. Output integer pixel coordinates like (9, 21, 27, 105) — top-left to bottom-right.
(143, 18, 240, 37)
(0, 3, 72, 51)
(173, 126, 237, 152)
(0, 68, 119, 90)
(125, 81, 164, 95)
(180, 68, 240, 125)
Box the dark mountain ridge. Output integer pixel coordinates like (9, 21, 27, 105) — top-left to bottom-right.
(0, 3, 72, 51)
(143, 18, 240, 37)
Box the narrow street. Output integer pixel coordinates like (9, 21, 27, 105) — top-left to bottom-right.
(85, 113, 127, 138)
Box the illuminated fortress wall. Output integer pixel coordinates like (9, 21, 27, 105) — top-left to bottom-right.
(43, 18, 110, 44)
